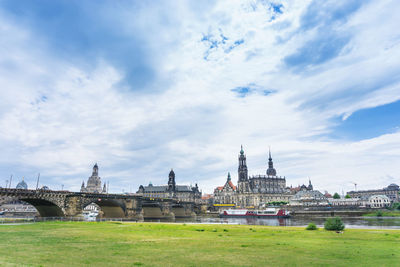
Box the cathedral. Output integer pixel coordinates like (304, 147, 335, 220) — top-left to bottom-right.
(80, 163, 106, 193)
(214, 146, 293, 208)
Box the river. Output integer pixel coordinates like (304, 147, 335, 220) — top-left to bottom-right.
(148, 216, 400, 229)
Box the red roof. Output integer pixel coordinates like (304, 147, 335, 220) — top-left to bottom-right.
(201, 194, 214, 200)
(228, 181, 236, 190)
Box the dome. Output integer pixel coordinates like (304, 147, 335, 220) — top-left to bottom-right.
(387, 183, 399, 189)
(16, 180, 28, 189)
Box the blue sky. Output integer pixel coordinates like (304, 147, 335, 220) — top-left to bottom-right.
(0, 0, 399, 194)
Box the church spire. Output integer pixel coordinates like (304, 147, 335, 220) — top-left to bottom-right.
(266, 147, 277, 176)
(269, 146, 272, 160)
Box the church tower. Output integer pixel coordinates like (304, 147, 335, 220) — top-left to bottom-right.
(238, 145, 249, 193)
(168, 169, 176, 192)
(266, 148, 277, 176)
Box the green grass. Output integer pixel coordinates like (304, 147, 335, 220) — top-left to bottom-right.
(363, 211, 400, 217)
(0, 222, 399, 266)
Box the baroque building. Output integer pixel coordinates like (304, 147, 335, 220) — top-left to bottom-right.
(214, 146, 294, 209)
(80, 164, 107, 193)
(214, 172, 236, 204)
(137, 169, 202, 203)
(289, 184, 328, 206)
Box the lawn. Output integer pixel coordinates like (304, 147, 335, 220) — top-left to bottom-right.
(0, 222, 399, 266)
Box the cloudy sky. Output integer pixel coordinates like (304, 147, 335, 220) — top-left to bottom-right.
(0, 0, 399, 194)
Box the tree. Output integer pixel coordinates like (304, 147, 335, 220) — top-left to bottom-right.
(345, 194, 351, 199)
(324, 217, 345, 231)
(333, 192, 340, 199)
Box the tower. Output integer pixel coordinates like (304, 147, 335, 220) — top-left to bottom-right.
(308, 179, 313, 191)
(168, 169, 176, 192)
(81, 163, 103, 193)
(92, 163, 99, 176)
(266, 148, 277, 176)
(238, 145, 249, 193)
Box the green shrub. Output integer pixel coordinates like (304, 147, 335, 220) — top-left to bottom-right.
(324, 217, 345, 231)
(306, 223, 318, 230)
(391, 202, 400, 210)
(376, 211, 383, 217)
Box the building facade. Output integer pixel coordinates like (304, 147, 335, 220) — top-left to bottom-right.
(214, 146, 293, 208)
(328, 197, 363, 207)
(363, 195, 391, 208)
(137, 169, 202, 203)
(80, 164, 106, 193)
(214, 172, 236, 204)
(289, 185, 329, 206)
(347, 184, 399, 203)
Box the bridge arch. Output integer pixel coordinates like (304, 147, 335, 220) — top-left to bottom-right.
(20, 198, 65, 217)
(83, 199, 126, 218)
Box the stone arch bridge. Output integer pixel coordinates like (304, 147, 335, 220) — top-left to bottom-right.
(0, 188, 199, 219)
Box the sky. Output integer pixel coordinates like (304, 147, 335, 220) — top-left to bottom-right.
(0, 0, 399, 194)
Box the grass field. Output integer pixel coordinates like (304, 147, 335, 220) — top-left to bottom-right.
(0, 222, 399, 266)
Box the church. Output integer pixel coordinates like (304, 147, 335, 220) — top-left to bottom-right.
(80, 163, 107, 193)
(214, 146, 293, 208)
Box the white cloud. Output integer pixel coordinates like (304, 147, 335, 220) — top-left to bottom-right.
(0, 0, 399, 195)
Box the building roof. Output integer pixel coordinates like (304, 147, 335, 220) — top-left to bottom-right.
(201, 194, 213, 200)
(227, 181, 236, 190)
(215, 180, 236, 192)
(140, 184, 194, 193)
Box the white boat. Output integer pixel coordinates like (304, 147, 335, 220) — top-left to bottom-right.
(220, 208, 290, 218)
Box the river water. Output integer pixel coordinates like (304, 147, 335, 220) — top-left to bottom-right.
(148, 216, 400, 229)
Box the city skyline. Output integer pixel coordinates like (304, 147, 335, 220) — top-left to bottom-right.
(0, 0, 399, 194)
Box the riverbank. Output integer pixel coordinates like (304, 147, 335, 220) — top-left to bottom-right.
(363, 211, 400, 217)
(1, 222, 399, 266)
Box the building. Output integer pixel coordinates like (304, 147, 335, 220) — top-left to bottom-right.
(214, 146, 293, 209)
(16, 178, 28, 190)
(363, 195, 391, 208)
(80, 164, 106, 193)
(328, 197, 363, 207)
(214, 172, 236, 204)
(289, 185, 329, 206)
(347, 184, 399, 203)
(136, 169, 202, 203)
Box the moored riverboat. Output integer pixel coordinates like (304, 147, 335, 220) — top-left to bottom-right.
(220, 208, 290, 218)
